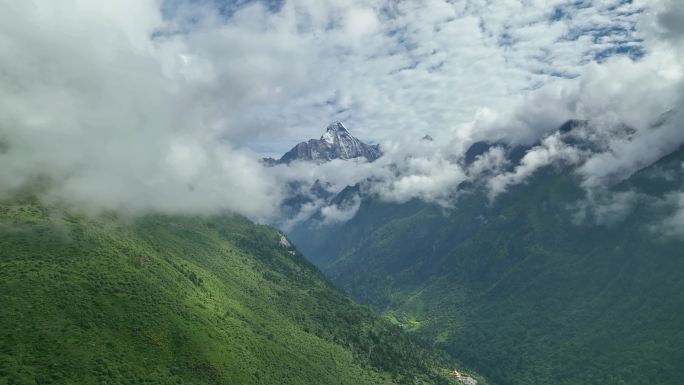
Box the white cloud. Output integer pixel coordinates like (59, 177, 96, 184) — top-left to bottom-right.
(343, 7, 379, 38)
(0, 0, 282, 219)
(486, 134, 583, 200)
(571, 190, 642, 226)
(658, 193, 684, 238)
(467, 146, 509, 178)
(177, 0, 659, 151)
(321, 195, 362, 225)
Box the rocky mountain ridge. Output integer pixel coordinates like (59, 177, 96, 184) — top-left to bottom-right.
(263, 122, 381, 165)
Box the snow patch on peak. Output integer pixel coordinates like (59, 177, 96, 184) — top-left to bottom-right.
(321, 122, 348, 144)
(321, 131, 336, 145)
(326, 121, 348, 133)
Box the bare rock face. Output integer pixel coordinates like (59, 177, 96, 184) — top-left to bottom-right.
(264, 122, 381, 165)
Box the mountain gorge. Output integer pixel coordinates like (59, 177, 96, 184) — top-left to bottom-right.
(286, 123, 684, 385)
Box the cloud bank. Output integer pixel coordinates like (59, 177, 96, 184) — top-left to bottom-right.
(0, 1, 282, 218)
(266, 0, 684, 224)
(1, 0, 682, 224)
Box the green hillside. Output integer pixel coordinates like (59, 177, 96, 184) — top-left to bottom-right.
(0, 198, 475, 385)
(289, 147, 684, 385)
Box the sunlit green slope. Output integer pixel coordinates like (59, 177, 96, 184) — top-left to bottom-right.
(0, 199, 473, 385)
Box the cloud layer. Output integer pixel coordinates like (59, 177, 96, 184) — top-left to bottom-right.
(0, 0, 682, 224)
(0, 1, 282, 218)
(264, 0, 684, 225)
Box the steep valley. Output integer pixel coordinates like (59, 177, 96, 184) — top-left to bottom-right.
(289, 146, 684, 385)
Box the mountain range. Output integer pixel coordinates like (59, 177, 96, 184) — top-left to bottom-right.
(5, 116, 683, 385)
(286, 121, 684, 385)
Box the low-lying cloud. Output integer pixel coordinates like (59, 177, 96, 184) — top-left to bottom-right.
(0, 1, 282, 219)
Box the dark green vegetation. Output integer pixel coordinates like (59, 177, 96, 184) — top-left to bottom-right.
(290, 146, 684, 385)
(0, 199, 474, 385)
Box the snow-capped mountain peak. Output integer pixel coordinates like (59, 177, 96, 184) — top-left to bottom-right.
(264, 122, 382, 165)
(321, 121, 349, 144)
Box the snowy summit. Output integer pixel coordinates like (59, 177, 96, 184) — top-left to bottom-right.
(264, 122, 381, 165)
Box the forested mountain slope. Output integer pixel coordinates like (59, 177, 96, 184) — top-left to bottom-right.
(289, 146, 684, 385)
(0, 199, 477, 385)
